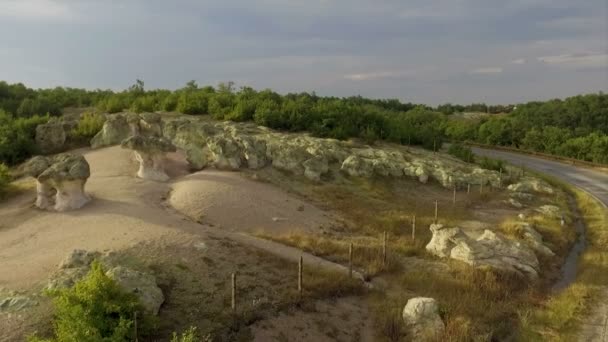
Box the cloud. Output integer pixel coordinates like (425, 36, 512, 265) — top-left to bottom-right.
(344, 67, 436, 81)
(511, 58, 527, 64)
(537, 52, 608, 68)
(0, 0, 73, 19)
(470, 67, 503, 74)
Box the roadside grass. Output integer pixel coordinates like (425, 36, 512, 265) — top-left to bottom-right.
(518, 188, 608, 341)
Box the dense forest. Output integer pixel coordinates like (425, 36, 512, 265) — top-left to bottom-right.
(0, 80, 606, 170)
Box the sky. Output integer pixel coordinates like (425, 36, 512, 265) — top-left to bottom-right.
(0, 0, 606, 105)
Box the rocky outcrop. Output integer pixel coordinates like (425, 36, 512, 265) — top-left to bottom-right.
(520, 224, 555, 257)
(106, 266, 164, 315)
(24, 154, 91, 211)
(0, 294, 38, 312)
(121, 135, 177, 182)
(47, 249, 164, 315)
(402, 297, 445, 341)
(508, 177, 554, 195)
(426, 224, 540, 279)
(91, 112, 163, 149)
(160, 118, 504, 187)
(35, 122, 67, 154)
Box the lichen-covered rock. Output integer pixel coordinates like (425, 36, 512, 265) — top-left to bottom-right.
(508, 178, 554, 195)
(402, 297, 445, 341)
(36, 122, 67, 154)
(520, 224, 555, 257)
(59, 249, 101, 269)
(0, 295, 38, 312)
(536, 205, 561, 219)
(106, 266, 164, 315)
(426, 225, 540, 279)
(122, 135, 177, 182)
(303, 156, 329, 181)
(91, 114, 131, 148)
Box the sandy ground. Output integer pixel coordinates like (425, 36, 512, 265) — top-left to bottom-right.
(169, 170, 333, 234)
(1, 145, 371, 341)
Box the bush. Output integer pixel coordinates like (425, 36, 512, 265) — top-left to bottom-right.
(0, 163, 11, 196)
(70, 112, 106, 142)
(129, 95, 156, 113)
(29, 261, 144, 342)
(0, 111, 48, 165)
(448, 143, 475, 163)
(176, 92, 208, 115)
(476, 156, 505, 172)
(171, 327, 208, 342)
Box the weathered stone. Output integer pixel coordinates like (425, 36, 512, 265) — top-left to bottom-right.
(426, 225, 540, 279)
(59, 249, 101, 269)
(402, 297, 445, 341)
(508, 178, 554, 195)
(536, 205, 561, 219)
(521, 224, 555, 257)
(303, 156, 329, 181)
(341, 155, 374, 177)
(106, 266, 164, 315)
(0, 295, 38, 312)
(91, 114, 131, 148)
(35, 122, 66, 154)
(121, 135, 177, 182)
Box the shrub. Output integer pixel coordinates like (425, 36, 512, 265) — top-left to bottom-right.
(448, 143, 475, 163)
(70, 112, 106, 142)
(29, 261, 143, 342)
(171, 327, 209, 342)
(476, 156, 505, 172)
(0, 163, 11, 196)
(176, 92, 208, 115)
(0, 111, 48, 165)
(129, 95, 156, 113)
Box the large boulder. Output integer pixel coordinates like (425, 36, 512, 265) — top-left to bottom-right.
(426, 225, 540, 279)
(91, 114, 131, 148)
(106, 266, 164, 315)
(508, 177, 554, 195)
(36, 122, 67, 154)
(520, 224, 555, 257)
(402, 297, 445, 341)
(121, 135, 177, 182)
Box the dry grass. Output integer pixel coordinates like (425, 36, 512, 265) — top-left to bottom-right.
(519, 188, 608, 341)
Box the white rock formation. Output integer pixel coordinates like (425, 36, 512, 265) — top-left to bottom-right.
(426, 224, 540, 279)
(106, 266, 165, 315)
(402, 297, 445, 341)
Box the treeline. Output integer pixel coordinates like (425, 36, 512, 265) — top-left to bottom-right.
(446, 93, 608, 164)
(1, 79, 606, 167)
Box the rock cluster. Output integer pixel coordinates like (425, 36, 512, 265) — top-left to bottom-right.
(35, 118, 78, 154)
(508, 177, 554, 195)
(402, 297, 445, 340)
(161, 117, 502, 188)
(48, 249, 164, 315)
(24, 154, 91, 211)
(91, 112, 163, 149)
(425, 224, 540, 279)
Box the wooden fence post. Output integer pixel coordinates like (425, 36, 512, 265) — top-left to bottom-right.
(434, 200, 438, 223)
(298, 256, 303, 300)
(134, 312, 138, 342)
(382, 231, 387, 267)
(467, 183, 470, 194)
(231, 272, 237, 314)
(411, 215, 416, 240)
(453, 186, 456, 205)
(480, 181, 484, 194)
(499, 168, 503, 188)
(348, 243, 353, 278)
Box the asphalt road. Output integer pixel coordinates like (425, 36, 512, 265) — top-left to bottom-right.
(471, 147, 608, 208)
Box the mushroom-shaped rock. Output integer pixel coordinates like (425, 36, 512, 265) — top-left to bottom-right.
(139, 112, 163, 137)
(121, 135, 176, 182)
(24, 156, 55, 209)
(105, 266, 164, 315)
(38, 154, 91, 211)
(402, 297, 445, 341)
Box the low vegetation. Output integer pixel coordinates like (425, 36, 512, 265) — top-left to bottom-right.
(69, 111, 106, 143)
(519, 188, 608, 340)
(29, 261, 149, 342)
(0, 163, 10, 197)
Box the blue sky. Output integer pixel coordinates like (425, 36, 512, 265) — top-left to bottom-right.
(0, 0, 606, 104)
